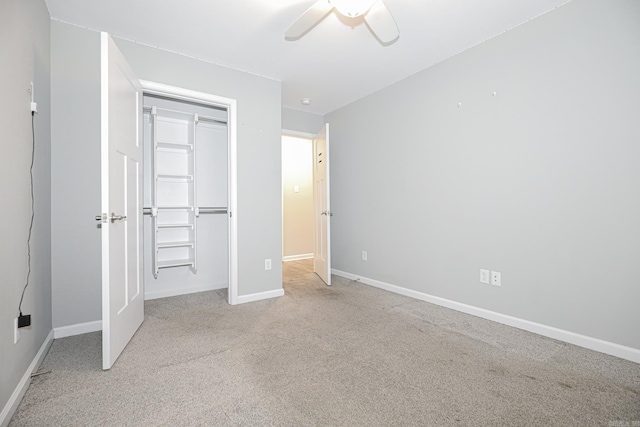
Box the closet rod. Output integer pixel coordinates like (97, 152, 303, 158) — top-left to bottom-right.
(199, 207, 228, 214)
(142, 207, 228, 215)
(142, 105, 227, 125)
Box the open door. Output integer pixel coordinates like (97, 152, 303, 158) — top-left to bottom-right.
(313, 124, 331, 285)
(99, 32, 144, 370)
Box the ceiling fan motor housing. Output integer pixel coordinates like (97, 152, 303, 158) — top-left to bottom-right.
(330, 0, 377, 17)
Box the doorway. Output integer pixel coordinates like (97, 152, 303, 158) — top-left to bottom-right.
(140, 80, 239, 305)
(142, 94, 229, 300)
(282, 134, 314, 264)
(281, 125, 331, 285)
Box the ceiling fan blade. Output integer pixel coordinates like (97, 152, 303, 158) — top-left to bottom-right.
(285, 0, 334, 39)
(364, 0, 399, 43)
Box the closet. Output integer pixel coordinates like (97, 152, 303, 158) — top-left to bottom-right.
(142, 94, 229, 300)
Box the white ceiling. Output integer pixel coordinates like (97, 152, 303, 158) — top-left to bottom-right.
(44, 0, 572, 115)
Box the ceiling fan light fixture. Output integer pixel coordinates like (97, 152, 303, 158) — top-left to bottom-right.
(285, 0, 399, 44)
(329, 0, 376, 17)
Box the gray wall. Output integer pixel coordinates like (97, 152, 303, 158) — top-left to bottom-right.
(282, 107, 324, 135)
(50, 22, 102, 328)
(0, 0, 52, 413)
(326, 0, 640, 350)
(51, 21, 283, 328)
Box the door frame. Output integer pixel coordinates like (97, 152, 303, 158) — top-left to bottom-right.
(281, 128, 330, 284)
(281, 130, 316, 263)
(141, 80, 239, 305)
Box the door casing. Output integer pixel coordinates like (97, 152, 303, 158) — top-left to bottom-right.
(281, 126, 331, 285)
(140, 80, 239, 305)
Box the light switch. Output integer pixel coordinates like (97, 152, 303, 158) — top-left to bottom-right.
(294, 185, 299, 193)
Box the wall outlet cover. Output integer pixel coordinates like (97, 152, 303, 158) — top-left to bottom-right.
(14, 318, 20, 344)
(491, 271, 501, 287)
(480, 269, 490, 284)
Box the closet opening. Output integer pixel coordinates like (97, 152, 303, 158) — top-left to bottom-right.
(139, 81, 238, 304)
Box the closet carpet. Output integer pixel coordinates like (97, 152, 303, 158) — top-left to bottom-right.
(10, 259, 640, 426)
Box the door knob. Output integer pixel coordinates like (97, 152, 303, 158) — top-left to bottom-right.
(110, 213, 127, 223)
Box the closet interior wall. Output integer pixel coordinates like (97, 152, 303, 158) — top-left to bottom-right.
(142, 94, 229, 300)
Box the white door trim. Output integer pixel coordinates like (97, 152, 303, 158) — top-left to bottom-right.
(139, 80, 239, 305)
(282, 129, 317, 139)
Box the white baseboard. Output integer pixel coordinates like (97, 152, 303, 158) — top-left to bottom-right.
(53, 320, 102, 339)
(283, 253, 313, 262)
(236, 288, 285, 304)
(332, 269, 640, 364)
(1, 330, 54, 427)
(144, 282, 228, 301)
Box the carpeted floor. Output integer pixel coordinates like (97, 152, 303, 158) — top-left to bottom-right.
(10, 259, 640, 426)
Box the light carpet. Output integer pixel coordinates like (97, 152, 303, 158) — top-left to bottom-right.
(9, 259, 640, 426)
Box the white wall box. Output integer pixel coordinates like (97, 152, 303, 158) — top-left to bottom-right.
(142, 94, 229, 300)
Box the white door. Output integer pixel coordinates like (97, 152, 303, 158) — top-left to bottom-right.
(100, 32, 144, 370)
(313, 124, 331, 285)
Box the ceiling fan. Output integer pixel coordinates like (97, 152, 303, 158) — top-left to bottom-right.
(285, 0, 399, 43)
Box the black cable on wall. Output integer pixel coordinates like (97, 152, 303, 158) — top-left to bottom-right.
(18, 110, 36, 318)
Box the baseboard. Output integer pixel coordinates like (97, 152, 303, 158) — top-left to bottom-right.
(236, 288, 285, 304)
(283, 253, 313, 262)
(53, 320, 102, 339)
(0, 330, 54, 427)
(144, 282, 228, 301)
(332, 269, 640, 364)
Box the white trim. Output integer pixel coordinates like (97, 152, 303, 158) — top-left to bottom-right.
(54, 320, 102, 339)
(236, 288, 285, 305)
(145, 283, 227, 301)
(141, 80, 231, 109)
(283, 253, 314, 262)
(227, 98, 239, 305)
(332, 269, 640, 364)
(282, 129, 317, 139)
(324, 124, 331, 285)
(0, 330, 54, 427)
(139, 80, 239, 307)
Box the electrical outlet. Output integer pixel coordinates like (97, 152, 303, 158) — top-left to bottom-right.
(480, 269, 490, 284)
(491, 271, 501, 287)
(14, 318, 20, 344)
(361, 250, 367, 261)
(265, 259, 272, 270)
